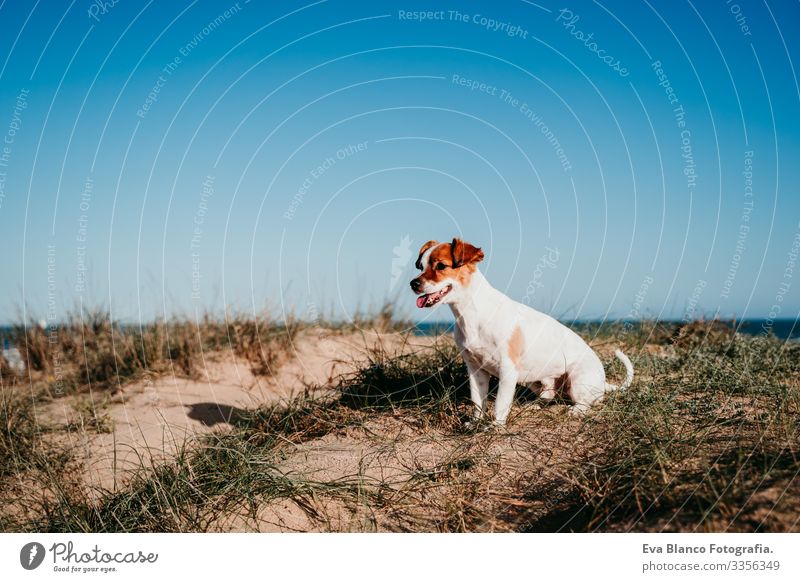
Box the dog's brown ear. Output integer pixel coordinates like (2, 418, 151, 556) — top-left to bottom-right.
(415, 240, 439, 269)
(451, 238, 484, 267)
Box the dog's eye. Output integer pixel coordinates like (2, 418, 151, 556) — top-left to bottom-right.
(436, 263, 447, 270)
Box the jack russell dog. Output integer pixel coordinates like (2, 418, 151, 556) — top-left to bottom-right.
(410, 238, 634, 426)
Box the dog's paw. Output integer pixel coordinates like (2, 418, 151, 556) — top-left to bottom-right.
(463, 417, 493, 432)
(462, 419, 482, 432)
(567, 404, 589, 417)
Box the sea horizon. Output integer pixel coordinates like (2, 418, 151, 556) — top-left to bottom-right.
(2, 317, 797, 341)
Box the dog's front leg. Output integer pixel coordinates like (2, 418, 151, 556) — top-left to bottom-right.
(465, 357, 490, 422)
(494, 364, 519, 426)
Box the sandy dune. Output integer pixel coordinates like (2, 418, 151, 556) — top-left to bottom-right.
(38, 329, 436, 493)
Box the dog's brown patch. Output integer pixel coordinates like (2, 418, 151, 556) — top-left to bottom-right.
(413, 238, 485, 289)
(415, 240, 439, 270)
(417, 243, 457, 285)
(418, 238, 483, 287)
(451, 238, 484, 267)
(508, 325, 524, 368)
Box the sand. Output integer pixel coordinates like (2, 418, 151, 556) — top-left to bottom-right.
(38, 328, 438, 494)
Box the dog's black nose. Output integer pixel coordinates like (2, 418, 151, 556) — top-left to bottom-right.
(410, 279, 421, 293)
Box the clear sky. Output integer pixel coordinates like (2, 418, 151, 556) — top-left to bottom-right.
(0, 0, 798, 326)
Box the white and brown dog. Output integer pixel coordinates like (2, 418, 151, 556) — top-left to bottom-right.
(410, 238, 634, 426)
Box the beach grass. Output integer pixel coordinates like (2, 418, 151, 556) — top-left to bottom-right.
(0, 316, 797, 532)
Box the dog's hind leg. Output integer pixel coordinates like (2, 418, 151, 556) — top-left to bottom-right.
(566, 370, 606, 415)
(538, 377, 556, 402)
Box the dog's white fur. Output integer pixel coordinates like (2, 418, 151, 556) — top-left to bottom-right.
(412, 239, 634, 426)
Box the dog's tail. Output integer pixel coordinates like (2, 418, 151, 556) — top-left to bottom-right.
(611, 349, 634, 390)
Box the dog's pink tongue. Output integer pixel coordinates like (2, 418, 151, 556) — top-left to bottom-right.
(416, 295, 427, 308)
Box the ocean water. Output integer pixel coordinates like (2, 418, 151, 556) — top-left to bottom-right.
(413, 319, 800, 340)
(2, 319, 798, 342)
(734, 319, 798, 340)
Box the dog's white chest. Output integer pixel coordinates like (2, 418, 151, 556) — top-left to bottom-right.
(455, 324, 505, 374)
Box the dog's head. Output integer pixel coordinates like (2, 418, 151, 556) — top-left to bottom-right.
(409, 238, 484, 308)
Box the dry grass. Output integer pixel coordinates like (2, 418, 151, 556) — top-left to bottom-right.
(9, 310, 300, 395)
(1, 318, 798, 532)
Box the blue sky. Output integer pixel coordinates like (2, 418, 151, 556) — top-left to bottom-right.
(0, 0, 798, 325)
